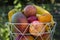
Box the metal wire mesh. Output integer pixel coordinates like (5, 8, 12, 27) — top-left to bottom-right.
(6, 22, 57, 40)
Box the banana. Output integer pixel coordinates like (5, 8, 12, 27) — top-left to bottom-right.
(33, 5, 50, 14)
(50, 15, 55, 27)
(45, 25, 50, 32)
(8, 9, 17, 22)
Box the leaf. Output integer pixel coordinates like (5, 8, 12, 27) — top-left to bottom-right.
(50, 0, 55, 4)
(14, 0, 18, 4)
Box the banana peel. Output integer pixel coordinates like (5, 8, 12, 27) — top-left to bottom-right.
(8, 9, 17, 22)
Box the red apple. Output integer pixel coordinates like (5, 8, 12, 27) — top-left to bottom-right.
(23, 5, 36, 17)
(28, 16, 37, 23)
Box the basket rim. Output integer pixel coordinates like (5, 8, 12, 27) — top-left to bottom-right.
(6, 22, 57, 24)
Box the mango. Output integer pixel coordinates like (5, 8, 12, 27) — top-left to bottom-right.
(11, 12, 28, 33)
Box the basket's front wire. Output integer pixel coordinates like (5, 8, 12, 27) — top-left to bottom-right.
(6, 22, 57, 40)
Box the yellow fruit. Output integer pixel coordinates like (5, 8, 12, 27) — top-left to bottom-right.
(45, 25, 50, 32)
(45, 15, 54, 31)
(50, 15, 55, 27)
(33, 5, 50, 14)
(34, 5, 53, 22)
(8, 9, 17, 22)
(37, 13, 52, 22)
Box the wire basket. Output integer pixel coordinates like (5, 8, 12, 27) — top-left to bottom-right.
(6, 22, 57, 40)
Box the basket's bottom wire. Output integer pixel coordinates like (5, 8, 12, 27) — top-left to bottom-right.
(9, 31, 54, 40)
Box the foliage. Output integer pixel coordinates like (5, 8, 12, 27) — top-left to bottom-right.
(0, 0, 59, 40)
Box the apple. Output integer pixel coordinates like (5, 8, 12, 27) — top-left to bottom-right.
(28, 16, 37, 23)
(23, 5, 36, 17)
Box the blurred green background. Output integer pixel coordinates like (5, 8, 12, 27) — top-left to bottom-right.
(0, 0, 60, 40)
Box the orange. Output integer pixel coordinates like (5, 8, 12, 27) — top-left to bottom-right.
(37, 13, 52, 22)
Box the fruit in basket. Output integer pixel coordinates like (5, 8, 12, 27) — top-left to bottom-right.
(11, 12, 28, 33)
(28, 16, 37, 23)
(8, 9, 17, 22)
(45, 16, 55, 31)
(42, 33, 50, 40)
(37, 33, 50, 40)
(50, 15, 55, 27)
(45, 25, 50, 32)
(11, 12, 28, 23)
(37, 13, 52, 22)
(37, 37, 42, 40)
(33, 5, 50, 14)
(23, 5, 36, 17)
(16, 35, 34, 40)
(29, 21, 45, 36)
